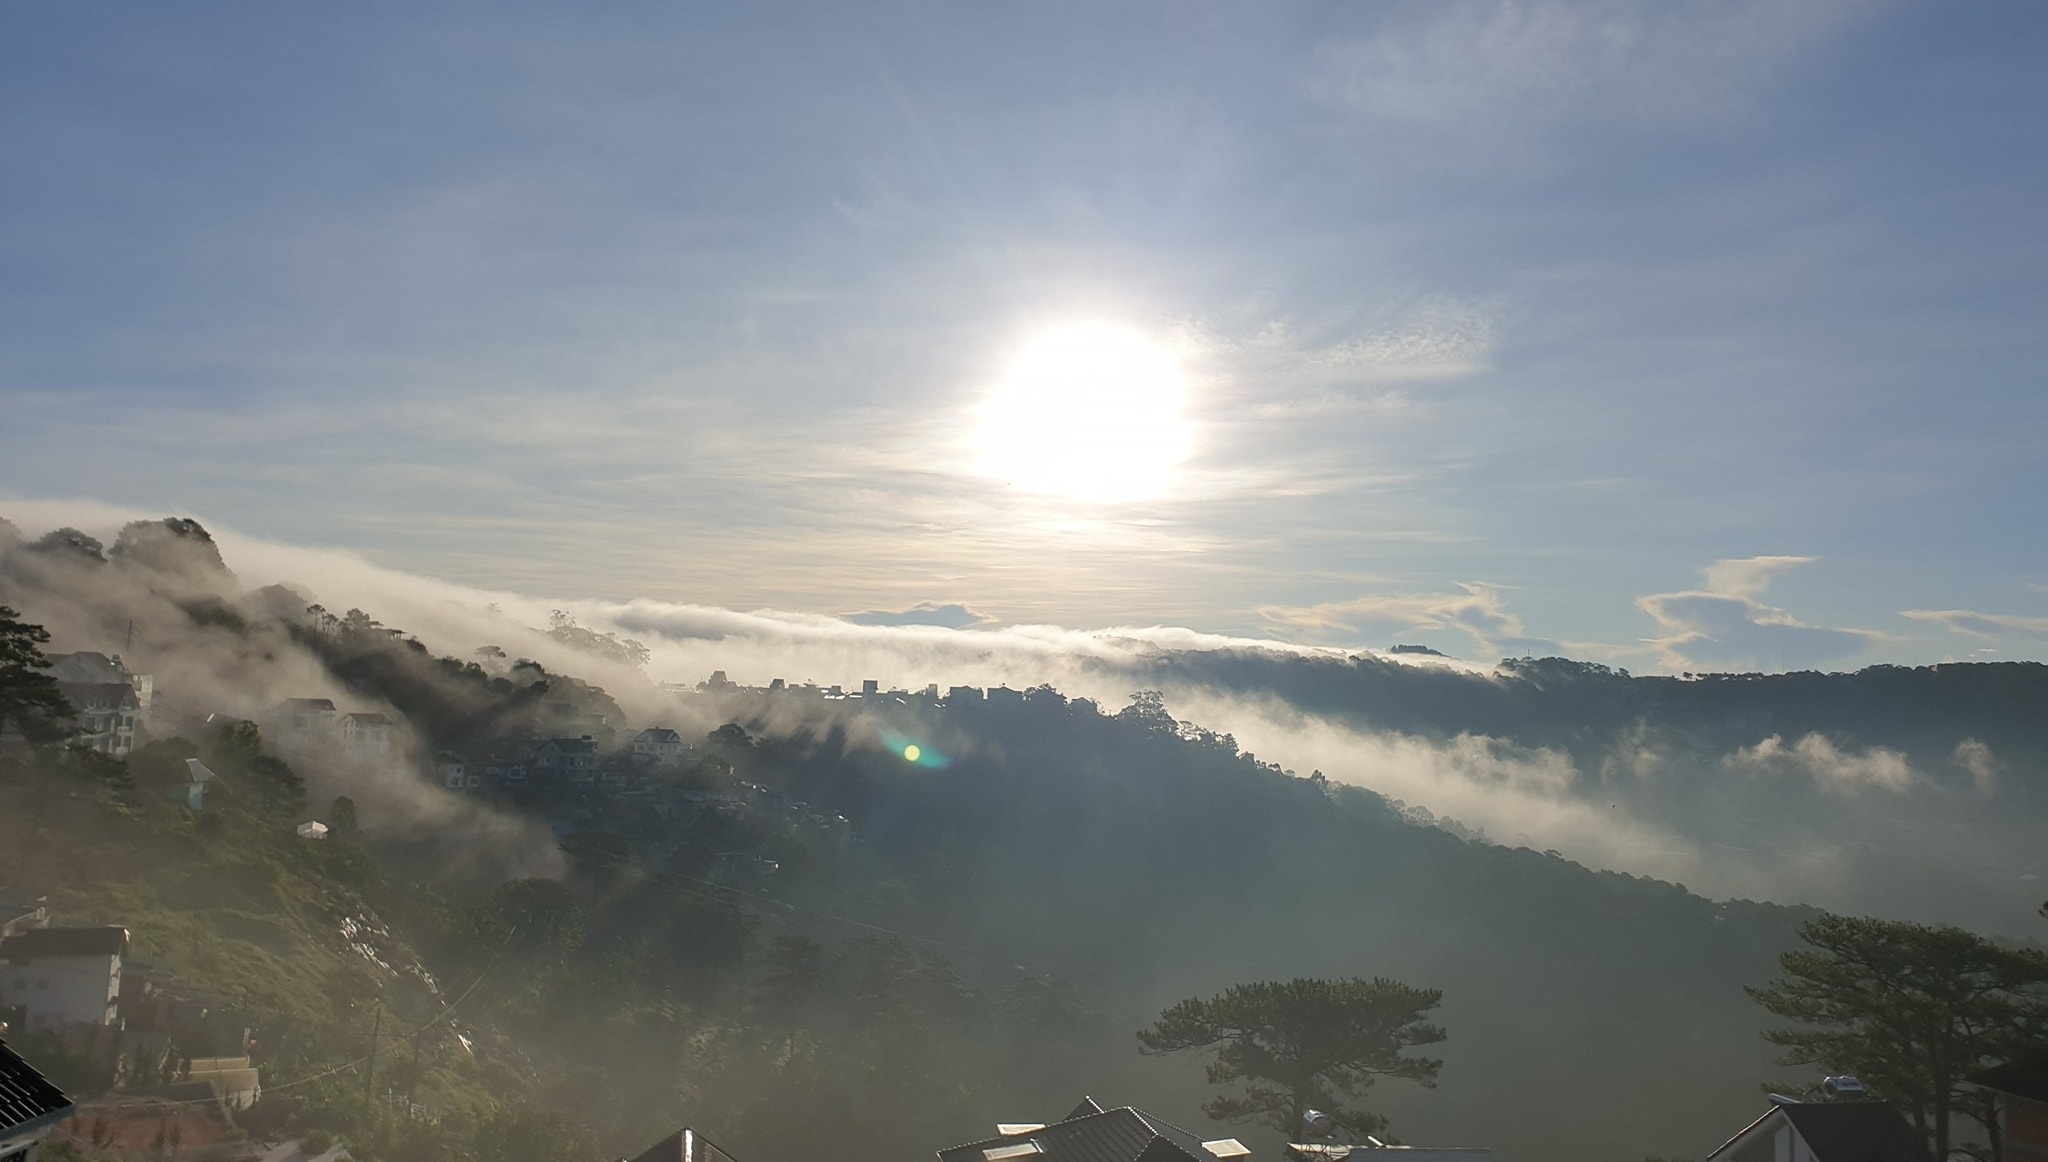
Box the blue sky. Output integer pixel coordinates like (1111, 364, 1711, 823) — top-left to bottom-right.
(4, 1, 2046, 672)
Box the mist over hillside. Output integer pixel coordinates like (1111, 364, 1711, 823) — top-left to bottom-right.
(8, 508, 2039, 933)
(4, 511, 2045, 1161)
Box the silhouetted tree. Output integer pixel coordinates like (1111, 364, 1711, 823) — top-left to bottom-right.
(330, 795, 359, 839)
(0, 605, 72, 744)
(1138, 977, 1447, 1139)
(1748, 913, 2048, 1160)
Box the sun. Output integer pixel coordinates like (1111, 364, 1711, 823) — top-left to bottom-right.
(972, 322, 1195, 503)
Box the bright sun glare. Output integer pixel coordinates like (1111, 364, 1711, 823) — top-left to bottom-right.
(973, 323, 1195, 504)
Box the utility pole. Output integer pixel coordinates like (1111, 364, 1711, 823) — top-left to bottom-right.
(404, 1023, 426, 1107)
(364, 1008, 382, 1099)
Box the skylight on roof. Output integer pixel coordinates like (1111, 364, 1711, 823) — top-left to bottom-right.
(998, 1125, 1048, 1136)
(985, 1142, 1046, 1161)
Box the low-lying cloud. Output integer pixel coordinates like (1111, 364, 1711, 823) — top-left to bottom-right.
(1724, 732, 1916, 794)
(10, 500, 2040, 927)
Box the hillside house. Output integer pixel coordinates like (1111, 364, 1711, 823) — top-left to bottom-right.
(939, 1098, 1255, 1162)
(0, 927, 127, 1034)
(338, 712, 395, 762)
(631, 1126, 742, 1162)
(1972, 1057, 2048, 1162)
(434, 753, 479, 790)
(633, 727, 686, 763)
(47, 652, 150, 755)
(1706, 1098, 1931, 1162)
(0, 1038, 74, 1162)
(532, 737, 600, 784)
(274, 697, 337, 754)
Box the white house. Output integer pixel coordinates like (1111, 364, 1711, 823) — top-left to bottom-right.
(0, 926, 128, 1033)
(338, 712, 395, 763)
(272, 697, 338, 757)
(633, 728, 686, 764)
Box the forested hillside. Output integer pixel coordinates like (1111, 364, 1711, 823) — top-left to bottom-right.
(3, 517, 2040, 1162)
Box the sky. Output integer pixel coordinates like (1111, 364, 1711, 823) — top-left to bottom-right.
(4, 0, 2047, 674)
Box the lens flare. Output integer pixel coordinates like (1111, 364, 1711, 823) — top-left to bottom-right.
(882, 729, 950, 768)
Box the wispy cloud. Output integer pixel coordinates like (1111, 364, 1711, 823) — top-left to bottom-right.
(1256, 582, 1546, 658)
(1899, 609, 2048, 641)
(1637, 556, 1871, 671)
(1308, 0, 1879, 129)
(1203, 300, 1500, 394)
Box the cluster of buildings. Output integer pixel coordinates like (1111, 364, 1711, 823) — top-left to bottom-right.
(5, 905, 2048, 1162)
(271, 698, 396, 766)
(0, 899, 262, 1161)
(617, 1077, 2048, 1162)
(681, 671, 1087, 712)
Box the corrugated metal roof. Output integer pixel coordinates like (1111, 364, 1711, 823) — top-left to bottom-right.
(0, 1040, 75, 1137)
(939, 1105, 1212, 1162)
(1064, 1098, 1106, 1122)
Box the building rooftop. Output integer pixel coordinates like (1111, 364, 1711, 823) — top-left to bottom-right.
(630, 1126, 742, 1162)
(1709, 1102, 1930, 1162)
(0, 925, 131, 960)
(342, 712, 392, 726)
(1973, 1056, 2048, 1105)
(939, 1099, 1225, 1162)
(46, 652, 128, 683)
(0, 1038, 76, 1139)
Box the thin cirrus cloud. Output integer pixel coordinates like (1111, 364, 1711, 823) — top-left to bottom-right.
(1898, 609, 2048, 642)
(1256, 582, 1557, 660)
(1307, 0, 1880, 129)
(1636, 556, 1873, 671)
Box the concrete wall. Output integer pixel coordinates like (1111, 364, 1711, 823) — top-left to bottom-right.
(0, 953, 120, 1030)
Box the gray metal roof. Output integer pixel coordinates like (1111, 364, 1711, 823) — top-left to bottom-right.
(939, 1102, 1213, 1162)
(1781, 1102, 1932, 1162)
(1708, 1103, 1931, 1162)
(0, 1039, 75, 1138)
(629, 1126, 741, 1162)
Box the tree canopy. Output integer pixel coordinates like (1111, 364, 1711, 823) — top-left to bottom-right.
(1748, 913, 2048, 1161)
(1137, 976, 1446, 1139)
(0, 605, 71, 744)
